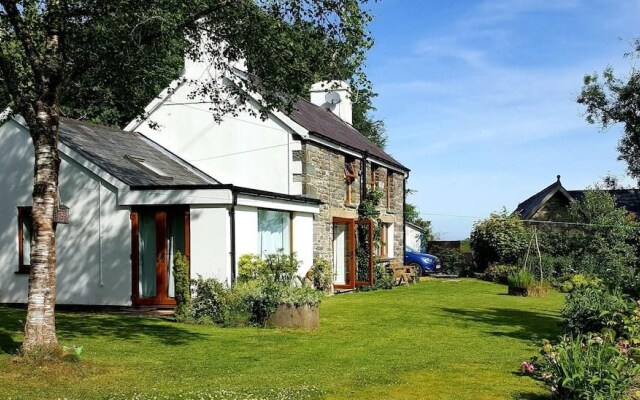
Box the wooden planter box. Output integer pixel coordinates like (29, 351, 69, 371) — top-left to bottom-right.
(508, 286, 529, 296)
(268, 304, 319, 330)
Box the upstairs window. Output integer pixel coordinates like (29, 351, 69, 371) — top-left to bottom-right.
(17, 207, 33, 273)
(344, 156, 357, 205)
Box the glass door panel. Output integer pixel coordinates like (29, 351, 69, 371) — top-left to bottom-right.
(333, 218, 355, 289)
(138, 209, 157, 298)
(167, 211, 186, 299)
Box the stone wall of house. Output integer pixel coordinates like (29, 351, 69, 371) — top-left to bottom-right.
(531, 192, 571, 221)
(300, 141, 405, 263)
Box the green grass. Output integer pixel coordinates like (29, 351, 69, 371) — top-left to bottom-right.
(0, 279, 563, 400)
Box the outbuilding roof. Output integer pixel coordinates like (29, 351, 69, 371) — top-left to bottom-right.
(289, 98, 408, 171)
(58, 118, 216, 188)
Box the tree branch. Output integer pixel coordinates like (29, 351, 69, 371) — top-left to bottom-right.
(0, 0, 44, 89)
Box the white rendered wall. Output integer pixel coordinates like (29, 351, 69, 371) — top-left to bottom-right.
(189, 206, 231, 284)
(405, 225, 422, 252)
(234, 206, 315, 277)
(292, 212, 314, 275)
(127, 77, 302, 195)
(0, 120, 132, 306)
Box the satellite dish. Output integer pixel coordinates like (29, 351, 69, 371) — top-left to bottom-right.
(325, 91, 342, 105)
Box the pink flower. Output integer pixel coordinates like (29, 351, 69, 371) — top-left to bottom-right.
(521, 361, 535, 373)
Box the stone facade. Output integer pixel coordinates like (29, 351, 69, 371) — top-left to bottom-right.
(299, 141, 405, 264)
(531, 192, 571, 221)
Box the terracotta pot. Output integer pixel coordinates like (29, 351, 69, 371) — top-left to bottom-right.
(268, 304, 319, 330)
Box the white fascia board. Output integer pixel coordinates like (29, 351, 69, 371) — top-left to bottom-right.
(237, 193, 319, 214)
(305, 134, 408, 176)
(118, 188, 233, 206)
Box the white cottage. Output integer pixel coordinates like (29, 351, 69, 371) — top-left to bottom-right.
(0, 116, 318, 307)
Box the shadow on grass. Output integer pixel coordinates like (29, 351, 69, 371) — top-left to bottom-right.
(0, 306, 206, 353)
(512, 393, 551, 400)
(440, 307, 561, 342)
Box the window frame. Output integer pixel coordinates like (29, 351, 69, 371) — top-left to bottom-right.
(344, 156, 357, 205)
(17, 206, 33, 274)
(257, 208, 294, 257)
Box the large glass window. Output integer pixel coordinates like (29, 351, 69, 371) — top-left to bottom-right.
(258, 210, 291, 257)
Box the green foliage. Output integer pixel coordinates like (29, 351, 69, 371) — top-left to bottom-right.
(528, 334, 640, 400)
(191, 276, 230, 325)
(484, 264, 518, 285)
(561, 284, 635, 338)
(310, 258, 333, 294)
(190, 252, 324, 327)
(279, 285, 324, 307)
(237, 254, 268, 284)
(172, 251, 192, 323)
(507, 269, 535, 290)
(358, 263, 394, 292)
(470, 209, 529, 272)
(351, 86, 387, 149)
(432, 248, 471, 276)
(578, 41, 640, 183)
(237, 251, 299, 285)
(0, 1, 375, 127)
(559, 274, 603, 293)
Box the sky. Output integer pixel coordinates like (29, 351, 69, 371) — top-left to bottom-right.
(363, 0, 640, 240)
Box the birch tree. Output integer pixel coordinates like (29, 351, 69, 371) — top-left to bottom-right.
(0, 0, 372, 355)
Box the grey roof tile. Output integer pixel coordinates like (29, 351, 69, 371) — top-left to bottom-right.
(58, 118, 216, 188)
(289, 99, 408, 171)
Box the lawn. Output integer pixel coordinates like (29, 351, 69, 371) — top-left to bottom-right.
(0, 279, 563, 400)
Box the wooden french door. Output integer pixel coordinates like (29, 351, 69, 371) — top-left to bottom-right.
(333, 218, 356, 290)
(131, 207, 190, 307)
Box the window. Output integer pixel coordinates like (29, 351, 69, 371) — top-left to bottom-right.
(377, 222, 394, 258)
(258, 209, 291, 257)
(17, 207, 33, 273)
(344, 156, 357, 205)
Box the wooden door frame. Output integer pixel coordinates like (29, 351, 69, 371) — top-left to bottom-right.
(332, 217, 356, 290)
(131, 206, 190, 307)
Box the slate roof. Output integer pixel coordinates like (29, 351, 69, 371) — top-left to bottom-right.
(568, 189, 640, 217)
(58, 118, 216, 188)
(514, 179, 564, 219)
(289, 98, 408, 171)
(515, 177, 640, 219)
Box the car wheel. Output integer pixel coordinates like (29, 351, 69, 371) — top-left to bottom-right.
(409, 263, 422, 277)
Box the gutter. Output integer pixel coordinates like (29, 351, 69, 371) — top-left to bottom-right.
(229, 190, 238, 284)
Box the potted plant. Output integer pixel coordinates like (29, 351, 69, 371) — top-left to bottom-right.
(507, 268, 534, 296)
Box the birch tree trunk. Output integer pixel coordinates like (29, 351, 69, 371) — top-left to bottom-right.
(22, 114, 60, 351)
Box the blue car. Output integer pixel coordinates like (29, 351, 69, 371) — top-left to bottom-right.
(404, 246, 441, 276)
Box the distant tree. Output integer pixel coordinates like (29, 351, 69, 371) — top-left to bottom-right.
(351, 86, 387, 149)
(578, 40, 640, 184)
(0, 0, 373, 355)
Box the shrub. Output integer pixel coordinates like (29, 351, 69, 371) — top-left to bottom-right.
(433, 247, 473, 276)
(561, 284, 634, 337)
(507, 268, 534, 290)
(559, 274, 602, 293)
(237, 254, 267, 283)
(373, 263, 393, 290)
(279, 285, 324, 307)
(173, 251, 192, 322)
(526, 334, 640, 400)
(469, 209, 529, 272)
(310, 258, 333, 293)
(191, 276, 230, 325)
(484, 264, 518, 285)
(234, 277, 282, 326)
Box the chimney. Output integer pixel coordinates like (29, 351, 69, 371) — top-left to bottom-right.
(310, 81, 352, 125)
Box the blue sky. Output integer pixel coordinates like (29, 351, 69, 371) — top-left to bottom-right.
(363, 0, 640, 239)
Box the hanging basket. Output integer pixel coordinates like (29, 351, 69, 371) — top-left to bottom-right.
(54, 204, 70, 224)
